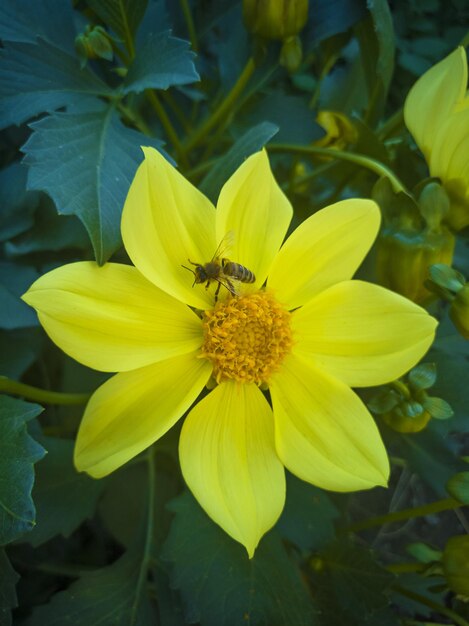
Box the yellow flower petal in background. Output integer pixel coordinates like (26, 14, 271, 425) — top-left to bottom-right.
(216, 150, 292, 290)
(270, 353, 389, 492)
(429, 106, 469, 230)
(22, 262, 203, 372)
(267, 199, 380, 309)
(292, 280, 437, 387)
(75, 352, 212, 478)
(121, 147, 217, 309)
(179, 381, 285, 558)
(404, 47, 467, 161)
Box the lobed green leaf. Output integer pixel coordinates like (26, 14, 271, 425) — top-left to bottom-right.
(0, 40, 112, 129)
(22, 108, 167, 263)
(0, 396, 45, 545)
(123, 31, 199, 94)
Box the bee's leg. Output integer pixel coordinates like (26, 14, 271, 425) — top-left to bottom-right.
(214, 281, 222, 302)
(225, 279, 236, 297)
(205, 280, 211, 291)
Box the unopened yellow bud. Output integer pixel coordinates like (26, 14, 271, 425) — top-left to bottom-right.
(381, 408, 431, 433)
(315, 111, 358, 150)
(450, 284, 469, 339)
(243, 0, 308, 41)
(376, 229, 455, 304)
(443, 535, 469, 596)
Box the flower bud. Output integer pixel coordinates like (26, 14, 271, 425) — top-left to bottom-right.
(376, 230, 455, 304)
(450, 283, 469, 339)
(374, 180, 455, 304)
(75, 26, 113, 68)
(443, 535, 469, 597)
(314, 111, 358, 151)
(243, 0, 308, 41)
(369, 363, 452, 434)
(279, 36, 303, 73)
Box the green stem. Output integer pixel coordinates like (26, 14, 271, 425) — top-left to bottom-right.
(345, 498, 462, 533)
(179, 0, 198, 52)
(130, 446, 156, 624)
(391, 379, 411, 399)
(117, 102, 153, 136)
(392, 584, 469, 626)
(267, 143, 409, 194)
(184, 57, 256, 153)
(146, 91, 188, 168)
(0, 377, 90, 405)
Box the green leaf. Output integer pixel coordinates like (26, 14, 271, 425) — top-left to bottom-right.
(23, 108, 167, 264)
(397, 427, 466, 497)
(0, 162, 39, 242)
(199, 122, 279, 202)
(163, 490, 317, 626)
(406, 542, 442, 563)
(0, 548, 20, 626)
(355, 0, 395, 123)
(389, 573, 446, 619)
(123, 31, 199, 94)
(26, 540, 157, 626)
(0, 396, 45, 545)
(277, 474, 339, 553)
(25, 437, 107, 547)
(243, 93, 323, 145)
(408, 363, 437, 390)
(311, 541, 397, 626)
(422, 396, 453, 420)
(446, 472, 469, 505)
(308, 0, 367, 44)
(86, 0, 148, 43)
(0, 40, 112, 129)
(0, 0, 76, 53)
(6, 200, 90, 256)
(0, 263, 39, 329)
(0, 329, 43, 379)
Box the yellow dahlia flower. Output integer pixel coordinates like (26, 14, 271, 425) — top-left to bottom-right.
(23, 149, 437, 557)
(404, 47, 469, 231)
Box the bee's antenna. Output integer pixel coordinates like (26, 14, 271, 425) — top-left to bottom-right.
(181, 263, 196, 287)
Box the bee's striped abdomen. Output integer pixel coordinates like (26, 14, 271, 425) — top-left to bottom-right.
(222, 260, 256, 283)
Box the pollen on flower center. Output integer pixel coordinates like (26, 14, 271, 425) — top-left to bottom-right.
(201, 292, 293, 385)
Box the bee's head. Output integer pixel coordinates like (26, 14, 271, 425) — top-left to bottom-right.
(182, 261, 206, 286)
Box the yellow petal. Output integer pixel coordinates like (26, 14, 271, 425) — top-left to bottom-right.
(75, 352, 212, 477)
(267, 199, 380, 309)
(292, 280, 437, 387)
(270, 353, 389, 492)
(179, 381, 285, 558)
(121, 147, 217, 309)
(22, 262, 203, 372)
(404, 47, 468, 160)
(216, 150, 292, 291)
(430, 106, 469, 182)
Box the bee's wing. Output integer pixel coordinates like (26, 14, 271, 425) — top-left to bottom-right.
(216, 274, 239, 296)
(212, 230, 235, 261)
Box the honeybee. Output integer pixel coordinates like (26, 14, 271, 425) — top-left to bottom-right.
(182, 232, 255, 301)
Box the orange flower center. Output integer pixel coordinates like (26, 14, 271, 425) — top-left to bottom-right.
(201, 292, 293, 385)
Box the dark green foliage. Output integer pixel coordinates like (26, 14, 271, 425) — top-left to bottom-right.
(123, 31, 199, 93)
(163, 491, 317, 626)
(1, 0, 467, 624)
(23, 109, 166, 263)
(200, 122, 279, 201)
(0, 40, 111, 129)
(0, 549, 20, 626)
(25, 436, 108, 547)
(310, 541, 397, 626)
(0, 397, 45, 545)
(25, 539, 157, 626)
